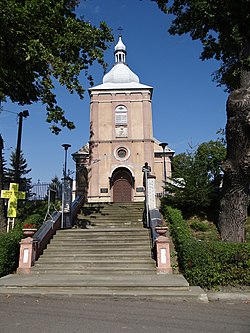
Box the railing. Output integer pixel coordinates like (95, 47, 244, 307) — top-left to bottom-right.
(30, 183, 62, 200)
(33, 211, 61, 259)
(71, 195, 86, 225)
(17, 195, 84, 274)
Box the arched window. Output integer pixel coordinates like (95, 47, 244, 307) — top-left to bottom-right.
(115, 105, 127, 125)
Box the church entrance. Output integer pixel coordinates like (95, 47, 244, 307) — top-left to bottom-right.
(111, 168, 133, 202)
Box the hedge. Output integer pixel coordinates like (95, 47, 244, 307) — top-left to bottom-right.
(165, 206, 250, 289)
(0, 229, 22, 277)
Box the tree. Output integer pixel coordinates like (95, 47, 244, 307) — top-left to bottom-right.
(153, 0, 250, 242)
(5, 150, 32, 194)
(0, 135, 6, 232)
(50, 176, 62, 200)
(165, 140, 226, 218)
(0, 0, 113, 134)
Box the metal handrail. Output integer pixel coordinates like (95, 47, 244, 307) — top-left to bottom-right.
(32, 195, 85, 259)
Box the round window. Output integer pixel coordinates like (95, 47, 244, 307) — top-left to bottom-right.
(117, 148, 127, 159)
(114, 146, 130, 161)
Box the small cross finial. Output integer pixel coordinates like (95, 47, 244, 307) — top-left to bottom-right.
(118, 26, 123, 37)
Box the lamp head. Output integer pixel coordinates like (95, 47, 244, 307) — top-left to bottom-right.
(62, 143, 71, 151)
(159, 142, 168, 151)
(22, 110, 29, 118)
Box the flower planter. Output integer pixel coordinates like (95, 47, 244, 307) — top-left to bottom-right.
(22, 228, 37, 237)
(155, 226, 168, 236)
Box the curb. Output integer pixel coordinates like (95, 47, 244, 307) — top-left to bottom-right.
(207, 292, 250, 302)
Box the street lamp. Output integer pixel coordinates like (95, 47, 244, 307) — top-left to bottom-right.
(62, 144, 71, 178)
(14, 110, 29, 183)
(142, 162, 151, 228)
(61, 143, 71, 229)
(159, 142, 168, 191)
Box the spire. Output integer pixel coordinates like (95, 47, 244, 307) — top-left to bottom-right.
(101, 35, 141, 85)
(114, 36, 126, 64)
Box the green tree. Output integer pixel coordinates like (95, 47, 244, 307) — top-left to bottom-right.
(5, 150, 32, 194)
(50, 175, 62, 200)
(153, 0, 250, 242)
(165, 140, 226, 218)
(0, 0, 113, 134)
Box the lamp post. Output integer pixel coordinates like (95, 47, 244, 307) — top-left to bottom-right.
(159, 142, 168, 194)
(61, 144, 71, 229)
(142, 162, 151, 228)
(14, 110, 29, 183)
(62, 143, 71, 178)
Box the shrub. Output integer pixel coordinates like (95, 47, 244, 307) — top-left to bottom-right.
(23, 213, 43, 229)
(165, 206, 250, 289)
(0, 229, 23, 277)
(189, 220, 210, 232)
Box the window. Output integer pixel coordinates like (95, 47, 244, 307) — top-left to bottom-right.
(115, 105, 127, 125)
(114, 146, 130, 161)
(117, 148, 127, 159)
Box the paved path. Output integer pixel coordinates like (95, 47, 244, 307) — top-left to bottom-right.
(0, 295, 249, 333)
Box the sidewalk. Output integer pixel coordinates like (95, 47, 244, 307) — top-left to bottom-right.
(207, 286, 250, 302)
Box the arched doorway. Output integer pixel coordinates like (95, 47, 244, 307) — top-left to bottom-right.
(111, 168, 133, 202)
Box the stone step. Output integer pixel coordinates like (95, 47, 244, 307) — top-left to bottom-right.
(80, 218, 143, 222)
(54, 234, 149, 243)
(40, 252, 151, 258)
(37, 257, 154, 264)
(78, 211, 143, 217)
(57, 228, 149, 235)
(60, 227, 146, 232)
(76, 221, 143, 226)
(0, 274, 188, 290)
(80, 211, 143, 216)
(83, 203, 144, 206)
(35, 260, 155, 268)
(32, 267, 156, 275)
(78, 222, 143, 227)
(78, 208, 143, 218)
(77, 218, 143, 223)
(49, 238, 151, 245)
(0, 286, 207, 302)
(46, 244, 151, 251)
(0, 274, 207, 302)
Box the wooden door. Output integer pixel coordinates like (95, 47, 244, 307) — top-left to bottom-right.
(112, 168, 132, 202)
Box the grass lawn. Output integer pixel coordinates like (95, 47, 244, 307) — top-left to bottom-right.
(186, 216, 250, 243)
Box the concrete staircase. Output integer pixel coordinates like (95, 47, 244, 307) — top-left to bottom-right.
(33, 202, 153, 275)
(32, 228, 156, 275)
(0, 202, 208, 301)
(76, 202, 145, 228)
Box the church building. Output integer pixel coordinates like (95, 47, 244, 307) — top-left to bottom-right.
(73, 36, 174, 205)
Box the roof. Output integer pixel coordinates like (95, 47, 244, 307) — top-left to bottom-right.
(90, 36, 152, 91)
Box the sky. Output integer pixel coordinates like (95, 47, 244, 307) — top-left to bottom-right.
(0, 0, 227, 184)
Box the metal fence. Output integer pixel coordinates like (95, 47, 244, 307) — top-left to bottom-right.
(30, 182, 62, 200)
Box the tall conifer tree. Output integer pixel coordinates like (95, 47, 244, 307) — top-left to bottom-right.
(6, 150, 32, 194)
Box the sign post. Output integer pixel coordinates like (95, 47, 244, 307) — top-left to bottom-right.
(1, 183, 26, 231)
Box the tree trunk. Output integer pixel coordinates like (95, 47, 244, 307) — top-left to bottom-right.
(219, 87, 250, 242)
